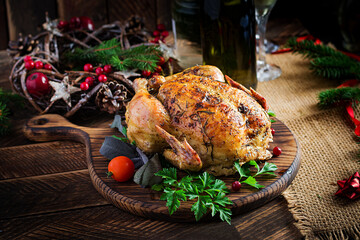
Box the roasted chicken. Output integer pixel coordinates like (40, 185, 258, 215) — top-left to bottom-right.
(125, 65, 272, 176)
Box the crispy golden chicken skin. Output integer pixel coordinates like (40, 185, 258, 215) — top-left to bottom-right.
(125, 65, 272, 176)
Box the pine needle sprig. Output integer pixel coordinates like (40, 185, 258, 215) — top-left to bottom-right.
(64, 38, 162, 72)
(318, 87, 360, 108)
(286, 38, 360, 80)
(0, 102, 10, 135)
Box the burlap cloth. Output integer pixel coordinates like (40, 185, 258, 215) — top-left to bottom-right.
(256, 53, 360, 239)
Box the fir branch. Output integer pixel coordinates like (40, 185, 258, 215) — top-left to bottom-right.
(0, 102, 10, 135)
(286, 38, 360, 80)
(318, 87, 360, 108)
(64, 38, 161, 72)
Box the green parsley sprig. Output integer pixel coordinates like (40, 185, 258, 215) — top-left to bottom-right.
(234, 160, 278, 189)
(152, 168, 233, 224)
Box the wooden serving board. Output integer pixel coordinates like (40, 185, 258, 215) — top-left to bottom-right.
(24, 114, 300, 222)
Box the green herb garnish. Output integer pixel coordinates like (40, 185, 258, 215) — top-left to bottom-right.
(234, 160, 278, 189)
(152, 168, 233, 224)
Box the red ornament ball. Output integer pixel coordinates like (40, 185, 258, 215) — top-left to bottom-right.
(273, 146, 282, 157)
(157, 23, 166, 31)
(95, 67, 104, 76)
(271, 128, 275, 136)
(141, 70, 151, 77)
(44, 64, 53, 71)
(80, 16, 94, 31)
(85, 76, 94, 86)
(232, 181, 241, 191)
(26, 72, 50, 97)
(24, 55, 32, 62)
(157, 56, 165, 65)
(35, 61, 43, 69)
(80, 82, 90, 91)
(98, 74, 107, 83)
(25, 60, 35, 70)
(83, 63, 93, 72)
(103, 65, 112, 73)
(57, 20, 68, 30)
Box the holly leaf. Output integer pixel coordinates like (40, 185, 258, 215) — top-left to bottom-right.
(242, 176, 265, 189)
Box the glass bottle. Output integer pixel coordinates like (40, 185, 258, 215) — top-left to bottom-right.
(200, 0, 257, 89)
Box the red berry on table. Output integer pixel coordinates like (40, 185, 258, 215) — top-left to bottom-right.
(83, 63, 93, 72)
(85, 76, 94, 86)
(271, 128, 275, 136)
(232, 181, 241, 191)
(24, 55, 32, 62)
(157, 56, 165, 65)
(141, 70, 151, 77)
(98, 74, 107, 83)
(157, 23, 166, 31)
(44, 64, 52, 71)
(26, 72, 50, 97)
(79, 16, 94, 31)
(103, 65, 112, 73)
(35, 61, 43, 69)
(80, 82, 89, 91)
(161, 30, 169, 38)
(153, 30, 160, 37)
(57, 20, 68, 30)
(95, 67, 104, 76)
(273, 146, 282, 156)
(25, 60, 35, 70)
(155, 65, 162, 73)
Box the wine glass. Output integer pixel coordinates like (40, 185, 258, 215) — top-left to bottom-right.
(254, 0, 282, 82)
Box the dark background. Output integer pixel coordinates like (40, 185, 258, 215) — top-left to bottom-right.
(0, 0, 354, 51)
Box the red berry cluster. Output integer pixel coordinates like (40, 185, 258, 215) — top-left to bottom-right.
(24, 56, 52, 71)
(151, 24, 169, 43)
(141, 56, 166, 78)
(58, 16, 94, 32)
(81, 63, 112, 91)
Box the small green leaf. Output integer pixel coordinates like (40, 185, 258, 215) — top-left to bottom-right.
(218, 207, 232, 225)
(191, 197, 208, 221)
(270, 119, 277, 123)
(151, 184, 164, 191)
(267, 110, 276, 117)
(235, 160, 250, 180)
(257, 162, 278, 176)
(242, 176, 265, 189)
(248, 160, 260, 173)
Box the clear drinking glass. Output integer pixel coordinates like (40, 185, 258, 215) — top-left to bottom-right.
(254, 0, 282, 82)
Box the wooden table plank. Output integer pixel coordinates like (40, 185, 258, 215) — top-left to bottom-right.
(0, 141, 86, 179)
(0, 197, 302, 240)
(0, 170, 109, 219)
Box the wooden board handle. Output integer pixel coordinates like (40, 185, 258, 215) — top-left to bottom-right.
(24, 114, 89, 143)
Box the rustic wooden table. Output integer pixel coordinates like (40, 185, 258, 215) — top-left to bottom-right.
(0, 18, 306, 238)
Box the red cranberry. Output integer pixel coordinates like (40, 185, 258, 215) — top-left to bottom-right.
(98, 74, 107, 83)
(161, 31, 169, 38)
(141, 70, 151, 77)
(25, 61, 35, 70)
(157, 56, 165, 65)
(57, 20, 68, 30)
(79, 16, 94, 31)
(35, 61, 43, 69)
(157, 23, 166, 31)
(70, 16, 81, 29)
(85, 76, 94, 86)
(80, 82, 89, 91)
(103, 65, 112, 73)
(232, 181, 241, 191)
(95, 67, 104, 76)
(153, 30, 160, 37)
(155, 65, 162, 73)
(44, 64, 52, 71)
(24, 55, 32, 62)
(271, 128, 275, 136)
(83, 63, 94, 72)
(273, 146, 282, 156)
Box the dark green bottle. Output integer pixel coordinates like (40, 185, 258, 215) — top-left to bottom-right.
(200, 0, 257, 89)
